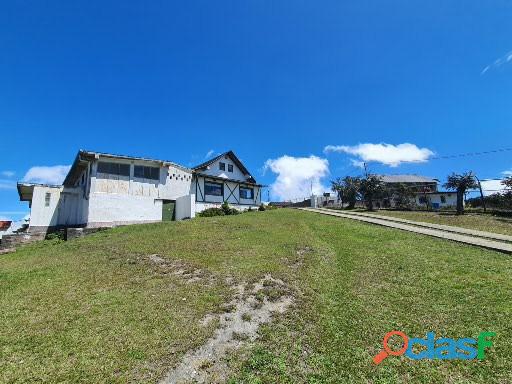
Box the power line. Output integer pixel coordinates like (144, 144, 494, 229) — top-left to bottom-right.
(429, 147, 512, 160)
(362, 147, 512, 165)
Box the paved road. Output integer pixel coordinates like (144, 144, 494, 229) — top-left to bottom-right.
(299, 208, 512, 254)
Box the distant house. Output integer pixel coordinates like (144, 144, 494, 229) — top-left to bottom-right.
(17, 150, 263, 233)
(0, 220, 12, 240)
(375, 174, 458, 209)
(377, 174, 439, 193)
(414, 191, 458, 210)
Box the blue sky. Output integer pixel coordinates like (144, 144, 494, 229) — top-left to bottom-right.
(1, 1, 512, 220)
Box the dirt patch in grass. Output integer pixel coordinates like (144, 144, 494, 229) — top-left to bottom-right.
(160, 274, 294, 384)
(145, 254, 212, 284)
(281, 246, 313, 271)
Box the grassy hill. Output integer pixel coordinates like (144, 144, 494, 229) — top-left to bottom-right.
(1, 209, 511, 383)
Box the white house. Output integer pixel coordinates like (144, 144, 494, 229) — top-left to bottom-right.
(415, 191, 459, 210)
(17, 150, 263, 232)
(372, 174, 459, 210)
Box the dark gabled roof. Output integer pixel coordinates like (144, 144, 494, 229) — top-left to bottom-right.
(193, 150, 257, 184)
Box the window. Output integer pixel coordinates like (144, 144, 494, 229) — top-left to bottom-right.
(239, 187, 253, 199)
(228, 164, 233, 172)
(97, 162, 130, 177)
(219, 162, 226, 171)
(45, 192, 51, 207)
(205, 181, 223, 196)
(134, 165, 160, 180)
(440, 195, 446, 203)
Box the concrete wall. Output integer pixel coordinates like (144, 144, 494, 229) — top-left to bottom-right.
(29, 185, 63, 230)
(85, 158, 194, 226)
(87, 192, 163, 227)
(90, 159, 192, 201)
(175, 194, 196, 220)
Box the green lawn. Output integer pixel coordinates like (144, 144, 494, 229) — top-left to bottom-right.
(1, 209, 511, 383)
(370, 209, 512, 236)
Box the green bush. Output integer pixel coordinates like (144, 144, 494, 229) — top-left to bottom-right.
(45, 231, 65, 242)
(199, 203, 241, 217)
(258, 204, 266, 211)
(222, 202, 240, 215)
(198, 208, 225, 217)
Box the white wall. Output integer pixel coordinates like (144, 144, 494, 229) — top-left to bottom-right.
(414, 193, 458, 208)
(29, 186, 63, 229)
(86, 158, 194, 226)
(87, 193, 163, 227)
(176, 194, 195, 220)
(199, 156, 249, 182)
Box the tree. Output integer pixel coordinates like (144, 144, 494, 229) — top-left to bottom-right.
(330, 178, 344, 207)
(501, 177, 512, 209)
(502, 176, 512, 190)
(359, 174, 384, 211)
(331, 176, 361, 209)
(443, 172, 478, 215)
(392, 183, 416, 209)
(342, 176, 361, 209)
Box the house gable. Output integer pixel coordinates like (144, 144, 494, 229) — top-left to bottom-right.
(193, 151, 256, 183)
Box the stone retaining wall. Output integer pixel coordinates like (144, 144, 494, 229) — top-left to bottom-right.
(0, 232, 46, 250)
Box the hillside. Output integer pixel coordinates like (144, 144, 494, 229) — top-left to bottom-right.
(1, 209, 511, 383)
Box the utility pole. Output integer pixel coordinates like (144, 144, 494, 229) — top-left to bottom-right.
(474, 175, 487, 213)
(363, 162, 369, 178)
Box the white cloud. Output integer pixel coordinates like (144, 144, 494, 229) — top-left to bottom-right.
(324, 143, 434, 167)
(1, 171, 15, 178)
(204, 149, 215, 159)
(350, 159, 365, 169)
(264, 155, 329, 201)
(23, 165, 70, 185)
(480, 180, 507, 196)
(0, 179, 15, 190)
(481, 50, 512, 74)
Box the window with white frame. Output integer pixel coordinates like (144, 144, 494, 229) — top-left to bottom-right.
(45, 192, 51, 207)
(219, 162, 226, 171)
